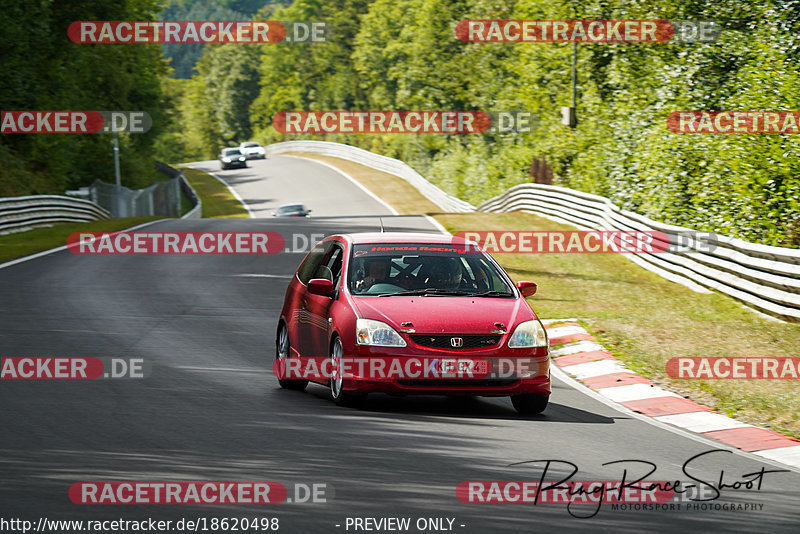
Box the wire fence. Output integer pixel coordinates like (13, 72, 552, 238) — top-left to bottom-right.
(89, 169, 182, 218)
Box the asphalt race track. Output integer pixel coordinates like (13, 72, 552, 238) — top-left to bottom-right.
(1, 156, 799, 533)
(183, 156, 397, 218)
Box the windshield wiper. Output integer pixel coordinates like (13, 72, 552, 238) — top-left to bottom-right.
(378, 288, 471, 297)
(469, 290, 514, 297)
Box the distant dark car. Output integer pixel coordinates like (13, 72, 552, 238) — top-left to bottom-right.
(239, 141, 266, 160)
(273, 204, 312, 217)
(219, 148, 247, 170)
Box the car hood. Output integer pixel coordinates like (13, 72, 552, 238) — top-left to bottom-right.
(350, 295, 535, 334)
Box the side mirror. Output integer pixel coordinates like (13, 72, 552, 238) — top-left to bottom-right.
(516, 281, 537, 297)
(308, 278, 334, 297)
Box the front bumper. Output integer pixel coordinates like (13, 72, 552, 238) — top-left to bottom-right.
(333, 346, 551, 397)
(343, 373, 550, 397)
(221, 160, 247, 168)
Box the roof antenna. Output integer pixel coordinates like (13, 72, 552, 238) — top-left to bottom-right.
(378, 217, 385, 233)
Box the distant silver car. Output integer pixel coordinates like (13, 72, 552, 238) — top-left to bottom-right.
(239, 141, 266, 160)
(273, 204, 312, 217)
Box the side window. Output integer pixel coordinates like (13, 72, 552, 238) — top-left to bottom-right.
(315, 244, 344, 284)
(297, 242, 331, 285)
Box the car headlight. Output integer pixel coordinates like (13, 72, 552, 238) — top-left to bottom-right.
(239, 157, 245, 161)
(507, 320, 548, 348)
(356, 318, 407, 347)
(222, 157, 231, 162)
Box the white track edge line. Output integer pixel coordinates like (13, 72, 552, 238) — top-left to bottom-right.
(0, 219, 171, 271)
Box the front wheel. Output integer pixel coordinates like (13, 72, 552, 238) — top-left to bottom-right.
(275, 324, 307, 391)
(511, 393, 549, 415)
(330, 337, 365, 407)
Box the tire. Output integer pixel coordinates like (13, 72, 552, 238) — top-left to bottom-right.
(275, 324, 307, 391)
(511, 393, 549, 415)
(329, 337, 365, 407)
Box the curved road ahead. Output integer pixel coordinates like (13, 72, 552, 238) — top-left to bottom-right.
(184, 156, 397, 218)
(1, 156, 798, 533)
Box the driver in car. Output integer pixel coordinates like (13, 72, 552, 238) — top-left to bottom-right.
(426, 257, 463, 289)
(356, 258, 390, 291)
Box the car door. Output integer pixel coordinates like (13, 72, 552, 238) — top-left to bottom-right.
(293, 240, 331, 356)
(304, 242, 345, 358)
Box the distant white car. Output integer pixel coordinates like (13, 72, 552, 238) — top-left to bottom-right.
(239, 141, 266, 160)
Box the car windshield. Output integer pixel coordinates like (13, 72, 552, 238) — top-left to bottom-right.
(278, 204, 304, 213)
(241, 142, 259, 147)
(348, 243, 514, 296)
(222, 148, 242, 155)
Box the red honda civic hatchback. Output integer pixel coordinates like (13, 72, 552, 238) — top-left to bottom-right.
(274, 232, 551, 414)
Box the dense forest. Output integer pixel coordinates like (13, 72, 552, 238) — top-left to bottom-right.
(0, 0, 167, 194)
(160, 0, 286, 78)
(2, 0, 799, 246)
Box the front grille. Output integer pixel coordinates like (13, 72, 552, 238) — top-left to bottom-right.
(396, 379, 518, 388)
(409, 334, 500, 350)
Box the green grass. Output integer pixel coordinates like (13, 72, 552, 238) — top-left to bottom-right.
(178, 167, 249, 218)
(0, 217, 161, 264)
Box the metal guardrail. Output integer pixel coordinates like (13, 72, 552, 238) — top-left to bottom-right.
(0, 196, 111, 235)
(264, 140, 476, 213)
(478, 183, 800, 320)
(264, 141, 799, 320)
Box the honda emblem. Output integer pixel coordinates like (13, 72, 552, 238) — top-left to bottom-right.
(450, 337, 463, 348)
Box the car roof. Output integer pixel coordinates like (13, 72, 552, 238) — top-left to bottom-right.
(222, 147, 241, 152)
(330, 232, 476, 246)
